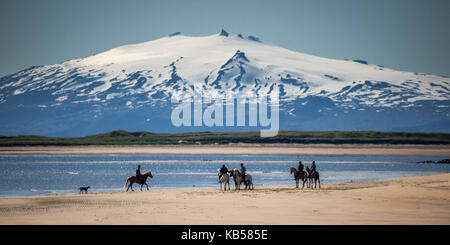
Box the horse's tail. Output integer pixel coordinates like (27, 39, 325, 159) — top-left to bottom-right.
(124, 177, 129, 189)
(247, 175, 253, 184)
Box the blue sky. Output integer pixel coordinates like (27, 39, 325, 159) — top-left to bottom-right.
(1, 0, 449, 77)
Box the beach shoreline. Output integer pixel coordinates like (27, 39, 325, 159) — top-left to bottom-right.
(1, 144, 450, 156)
(1, 173, 449, 225)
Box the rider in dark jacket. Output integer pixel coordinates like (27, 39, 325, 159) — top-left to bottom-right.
(240, 163, 247, 183)
(219, 164, 228, 181)
(298, 161, 304, 172)
(311, 161, 317, 174)
(136, 165, 143, 181)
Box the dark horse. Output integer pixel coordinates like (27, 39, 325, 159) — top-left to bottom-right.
(289, 167, 307, 188)
(305, 166, 320, 188)
(124, 171, 153, 192)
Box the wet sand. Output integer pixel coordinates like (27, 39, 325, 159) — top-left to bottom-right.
(1, 173, 449, 224)
(1, 144, 450, 156)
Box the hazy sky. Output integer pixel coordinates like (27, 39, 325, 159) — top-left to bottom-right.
(1, 0, 449, 77)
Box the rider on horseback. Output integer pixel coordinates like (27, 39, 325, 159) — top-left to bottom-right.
(136, 165, 143, 182)
(310, 161, 317, 175)
(240, 163, 246, 184)
(219, 164, 228, 182)
(298, 161, 304, 172)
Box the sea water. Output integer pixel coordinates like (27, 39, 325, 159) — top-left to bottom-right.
(0, 154, 449, 196)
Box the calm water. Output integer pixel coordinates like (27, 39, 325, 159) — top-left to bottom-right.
(0, 154, 449, 196)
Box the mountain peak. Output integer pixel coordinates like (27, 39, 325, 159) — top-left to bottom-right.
(235, 33, 261, 42)
(219, 29, 229, 37)
(232, 50, 249, 62)
(168, 32, 181, 37)
(219, 50, 249, 70)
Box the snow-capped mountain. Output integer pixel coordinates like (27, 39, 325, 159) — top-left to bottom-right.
(1, 30, 449, 136)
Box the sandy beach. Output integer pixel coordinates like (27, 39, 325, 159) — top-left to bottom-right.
(0, 173, 449, 225)
(1, 144, 450, 156)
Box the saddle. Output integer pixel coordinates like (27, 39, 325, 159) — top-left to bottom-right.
(240, 174, 247, 183)
(136, 174, 145, 182)
(295, 171, 306, 179)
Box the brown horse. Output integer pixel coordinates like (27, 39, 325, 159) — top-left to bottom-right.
(124, 171, 153, 192)
(289, 167, 307, 188)
(305, 166, 320, 188)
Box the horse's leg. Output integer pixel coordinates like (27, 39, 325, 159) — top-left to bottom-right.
(145, 183, 149, 190)
(130, 182, 134, 192)
(295, 179, 299, 188)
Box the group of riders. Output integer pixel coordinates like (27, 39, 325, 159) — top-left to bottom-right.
(217, 161, 318, 184)
(132, 161, 318, 188)
(218, 163, 247, 184)
(298, 160, 317, 176)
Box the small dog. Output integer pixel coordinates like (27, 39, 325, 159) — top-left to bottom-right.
(79, 186, 90, 194)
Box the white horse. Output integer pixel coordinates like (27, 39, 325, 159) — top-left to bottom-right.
(217, 168, 230, 191)
(229, 168, 253, 190)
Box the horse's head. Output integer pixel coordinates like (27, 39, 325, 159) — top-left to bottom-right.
(289, 167, 295, 174)
(228, 169, 234, 177)
(305, 166, 310, 173)
(144, 171, 153, 178)
(233, 168, 241, 176)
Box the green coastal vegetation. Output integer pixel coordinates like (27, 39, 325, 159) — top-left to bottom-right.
(0, 130, 450, 146)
